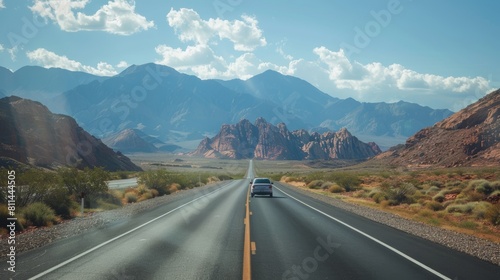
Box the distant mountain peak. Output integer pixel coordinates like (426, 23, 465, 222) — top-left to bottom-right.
(118, 63, 179, 77)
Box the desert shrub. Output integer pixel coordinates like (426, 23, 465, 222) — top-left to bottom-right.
(328, 183, 345, 193)
(424, 185, 440, 195)
(467, 179, 488, 191)
(150, 189, 159, 197)
(491, 181, 500, 191)
(168, 183, 181, 193)
(446, 202, 475, 214)
(427, 181, 444, 188)
(418, 209, 434, 218)
(463, 190, 486, 202)
(367, 188, 381, 198)
(43, 186, 77, 218)
(472, 202, 493, 219)
(22, 202, 57, 227)
(138, 191, 153, 202)
(124, 192, 138, 203)
(372, 192, 387, 204)
(136, 185, 149, 196)
(383, 183, 417, 205)
(426, 201, 444, 211)
(307, 180, 324, 189)
(485, 204, 500, 225)
(475, 180, 493, 195)
(445, 181, 463, 188)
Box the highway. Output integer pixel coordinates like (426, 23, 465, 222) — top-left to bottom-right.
(2, 160, 499, 279)
(106, 177, 138, 189)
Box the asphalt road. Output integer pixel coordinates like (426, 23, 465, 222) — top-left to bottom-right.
(2, 160, 499, 279)
(250, 183, 499, 279)
(106, 178, 138, 189)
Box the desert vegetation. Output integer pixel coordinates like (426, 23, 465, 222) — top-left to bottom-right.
(271, 167, 500, 242)
(0, 164, 239, 235)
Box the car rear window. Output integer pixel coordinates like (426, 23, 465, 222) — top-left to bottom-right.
(254, 178, 270, 184)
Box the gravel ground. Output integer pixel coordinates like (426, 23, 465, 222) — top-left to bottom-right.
(1, 180, 499, 266)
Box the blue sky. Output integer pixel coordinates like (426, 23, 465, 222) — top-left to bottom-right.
(0, 0, 498, 111)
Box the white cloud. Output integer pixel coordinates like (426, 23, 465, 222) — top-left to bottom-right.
(116, 60, 129, 68)
(29, 0, 154, 35)
(303, 47, 494, 110)
(167, 8, 266, 51)
(26, 48, 117, 76)
(0, 0, 5, 9)
(0, 44, 3, 52)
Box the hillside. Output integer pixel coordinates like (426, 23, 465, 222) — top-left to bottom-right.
(191, 118, 381, 160)
(0, 96, 141, 171)
(102, 128, 182, 153)
(376, 89, 500, 167)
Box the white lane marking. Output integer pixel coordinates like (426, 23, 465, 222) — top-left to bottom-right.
(29, 181, 238, 280)
(275, 185, 452, 280)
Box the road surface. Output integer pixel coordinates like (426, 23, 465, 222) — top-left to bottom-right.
(106, 178, 138, 189)
(1, 160, 498, 279)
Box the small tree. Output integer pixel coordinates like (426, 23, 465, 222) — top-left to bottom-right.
(139, 170, 175, 195)
(15, 169, 62, 208)
(59, 167, 110, 207)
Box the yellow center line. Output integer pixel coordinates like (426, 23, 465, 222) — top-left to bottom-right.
(242, 185, 252, 280)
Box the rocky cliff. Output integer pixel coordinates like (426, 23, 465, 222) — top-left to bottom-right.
(192, 118, 381, 160)
(376, 89, 500, 167)
(0, 96, 141, 171)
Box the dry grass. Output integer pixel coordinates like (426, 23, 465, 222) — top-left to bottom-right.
(275, 166, 500, 243)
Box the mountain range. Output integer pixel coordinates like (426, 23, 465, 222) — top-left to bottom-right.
(0, 96, 141, 171)
(0, 64, 453, 150)
(191, 118, 381, 160)
(376, 89, 500, 167)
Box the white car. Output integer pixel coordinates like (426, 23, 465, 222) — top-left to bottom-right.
(250, 178, 273, 197)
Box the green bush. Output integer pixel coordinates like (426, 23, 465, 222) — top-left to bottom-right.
(485, 204, 500, 225)
(383, 183, 417, 205)
(446, 203, 475, 214)
(472, 202, 493, 219)
(475, 181, 493, 195)
(372, 192, 387, 204)
(22, 202, 57, 227)
(426, 201, 444, 211)
(43, 187, 76, 219)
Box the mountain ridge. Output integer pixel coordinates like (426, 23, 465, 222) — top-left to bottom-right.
(191, 118, 381, 160)
(0, 63, 454, 149)
(375, 89, 500, 167)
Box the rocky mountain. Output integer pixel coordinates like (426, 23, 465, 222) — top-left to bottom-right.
(216, 71, 453, 146)
(102, 128, 182, 153)
(376, 89, 500, 167)
(191, 118, 381, 160)
(1, 63, 453, 149)
(0, 96, 141, 171)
